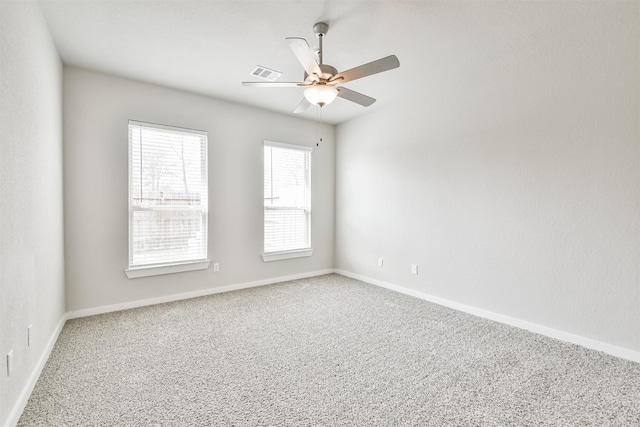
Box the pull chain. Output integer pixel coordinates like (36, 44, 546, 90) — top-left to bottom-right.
(316, 105, 323, 147)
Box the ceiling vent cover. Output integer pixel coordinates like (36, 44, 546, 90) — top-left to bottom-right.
(251, 66, 282, 81)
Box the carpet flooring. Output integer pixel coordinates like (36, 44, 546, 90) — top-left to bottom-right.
(18, 274, 640, 426)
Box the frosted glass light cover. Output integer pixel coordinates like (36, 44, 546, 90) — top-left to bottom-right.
(304, 85, 338, 106)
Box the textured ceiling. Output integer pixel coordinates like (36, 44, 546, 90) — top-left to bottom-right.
(38, 0, 588, 124)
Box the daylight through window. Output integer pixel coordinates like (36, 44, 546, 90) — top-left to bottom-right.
(128, 121, 208, 271)
(263, 141, 312, 260)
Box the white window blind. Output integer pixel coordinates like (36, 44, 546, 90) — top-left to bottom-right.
(264, 141, 312, 255)
(128, 120, 208, 270)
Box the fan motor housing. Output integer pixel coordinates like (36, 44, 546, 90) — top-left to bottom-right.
(304, 64, 338, 83)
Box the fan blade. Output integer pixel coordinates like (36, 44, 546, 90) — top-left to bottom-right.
(242, 81, 307, 87)
(293, 98, 312, 114)
(336, 87, 376, 107)
(333, 55, 400, 84)
(286, 37, 322, 78)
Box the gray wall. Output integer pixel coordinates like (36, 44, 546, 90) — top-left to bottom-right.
(0, 1, 66, 425)
(63, 67, 335, 311)
(335, 1, 640, 352)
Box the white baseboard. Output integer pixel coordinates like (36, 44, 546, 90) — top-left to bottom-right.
(4, 313, 69, 427)
(67, 269, 335, 319)
(335, 269, 640, 364)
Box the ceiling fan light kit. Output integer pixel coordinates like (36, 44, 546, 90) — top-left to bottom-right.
(242, 21, 400, 113)
(304, 84, 338, 107)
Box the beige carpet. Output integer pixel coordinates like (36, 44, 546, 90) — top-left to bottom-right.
(18, 274, 640, 425)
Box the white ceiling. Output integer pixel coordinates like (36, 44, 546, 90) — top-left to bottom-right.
(38, 0, 583, 125)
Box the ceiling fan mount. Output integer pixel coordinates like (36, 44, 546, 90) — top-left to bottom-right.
(242, 21, 400, 113)
(312, 21, 329, 38)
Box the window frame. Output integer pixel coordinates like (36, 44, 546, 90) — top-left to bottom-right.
(126, 120, 209, 278)
(262, 140, 313, 262)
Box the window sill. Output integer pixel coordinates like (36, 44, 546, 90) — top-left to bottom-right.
(262, 249, 313, 262)
(126, 260, 210, 278)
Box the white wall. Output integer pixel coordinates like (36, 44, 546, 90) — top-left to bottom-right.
(63, 67, 335, 312)
(336, 1, 639, 353)
(0, 1, 66, 425)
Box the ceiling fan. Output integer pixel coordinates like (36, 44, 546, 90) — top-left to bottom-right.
(242, 22, 400, 113)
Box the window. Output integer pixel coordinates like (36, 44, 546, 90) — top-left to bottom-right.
(127, 120, 209, 278)
(263, 141, 313, 262)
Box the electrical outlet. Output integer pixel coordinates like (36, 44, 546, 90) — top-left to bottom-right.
(378, 258, 384, 267)
(28, 325, 33, 347)
(7, 350, 13, 376)
(411, 264, 418, 275)
(213, 263, 220, 272)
